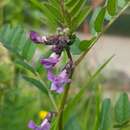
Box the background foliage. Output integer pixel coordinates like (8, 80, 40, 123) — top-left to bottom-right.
(0, 0, 130, 130)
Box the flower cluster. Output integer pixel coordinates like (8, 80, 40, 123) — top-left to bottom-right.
(28, 111, 55, 130)
(29, 30, 74, 93)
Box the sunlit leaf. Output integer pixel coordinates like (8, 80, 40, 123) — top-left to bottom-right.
(70, 37, 81, 55)
(115, 92, 130, 124)
(71, 5, 91, 32)
(107, 0, 117, 16)
(79, 37, 96, 51)
(94, 7, 106, 32)
(98, 99, 111, 130)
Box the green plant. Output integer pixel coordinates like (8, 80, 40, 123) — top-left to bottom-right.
(0, 0, 130, 130)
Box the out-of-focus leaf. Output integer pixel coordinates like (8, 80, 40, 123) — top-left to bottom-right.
(23, 76, 48, 95)
(118, 0, 127, 7)
(64, 56, 114, 123)
(70, 37, 81, 55)
(15, 60, 37, 75)
(115, 92, 130, 124)
(90, 7, 101, 35)
(0, 25, 37, 61)
(22, 39, 36, 61)
(79, 37, 96, 51)
(30, 0, 59, 29)
(64, 115, 81, 130)
(48, 0, 60, 10)
(68, 0, 85, 17)
(65, 0, 76, 9)
(43, 3, 63, 23)
(98, 98, 111, 130)
(71, 6, 91, 32)
(107, 0, 117, 16)
(94, 7, 106, 32)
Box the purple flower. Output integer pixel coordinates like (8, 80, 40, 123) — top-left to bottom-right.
(40, 53, 59, 69)
(48, 70, 71, 93)
(28, 119, 50, 130)
(29, 31, 47, 43)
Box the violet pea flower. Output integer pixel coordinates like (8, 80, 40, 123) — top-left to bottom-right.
(40, 53, 60, 70)
(28, 119, 50, 130)
(29, 31, 47, 43)
(48, 69, 71, 93)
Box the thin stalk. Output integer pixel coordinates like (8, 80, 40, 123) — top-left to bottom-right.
(36, 73, 58, 112)
(75, 3, 130, 66)
(48, 92, 59, 112)
(58, 48, 74, 130)
(58, 70, 74, 130)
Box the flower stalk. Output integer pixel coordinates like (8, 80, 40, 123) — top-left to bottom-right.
(57, 3, 130, 130)
(58, 47, 74, 130)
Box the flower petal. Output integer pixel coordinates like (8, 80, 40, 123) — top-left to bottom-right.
(29, 31, 46, 43)
(28, 120, 37, 129)
(50, 83, 58, 91)
(40, 53, 59, 69)
(42, 122, 50, 130)
(56, 86, 64, 93)
(48, 71, 55, 81)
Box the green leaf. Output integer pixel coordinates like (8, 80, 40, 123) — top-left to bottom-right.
(30, 0, 58, 28)
(98, 99, 111, 130)
(48, 0, 60, 10)
(64, 56, 114, 123)
(3, 44, 24, 59)
(64, 115, 81, 130)
(23, 76, 48, 95)
(15, 59, 37, 75)
(114, 120, 129, 128)
(79, 37, 96, 51)
(0, 25, 36, 61)
(115, 92, 130, 124)
(70, 37, 81, 55)
(43, 3, 63, 23)
(71, 6, 91, 32)
(69, 0, 85, 17)
(22, 39, 36, 61)
(65, 0, 76, 8)
(90, 7, 101, 35)
(107, 0, 117, 16)
(118, 0, 126, 8)
(10, 27, 24, 48)
(94, 7, 106, 32)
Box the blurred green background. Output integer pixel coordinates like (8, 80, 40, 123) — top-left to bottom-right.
(0, 0, 130, 130)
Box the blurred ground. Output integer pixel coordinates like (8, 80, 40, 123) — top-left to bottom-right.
(77, 34, 130, 99)
(80, 34, 130, 75)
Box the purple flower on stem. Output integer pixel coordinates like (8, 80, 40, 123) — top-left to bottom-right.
(40, 53, 60, 70)
(48, 70, 71, 93)
(29, 31, 47, 43)
(28, 119, 50, 130)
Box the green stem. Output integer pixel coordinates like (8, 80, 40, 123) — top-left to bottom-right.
(75, 3, 130, 66)
(36, 73, 58, 112)
(48, 92, 58, 112)
(58, 48, 74, 130)
(58, 70, 74, 130)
